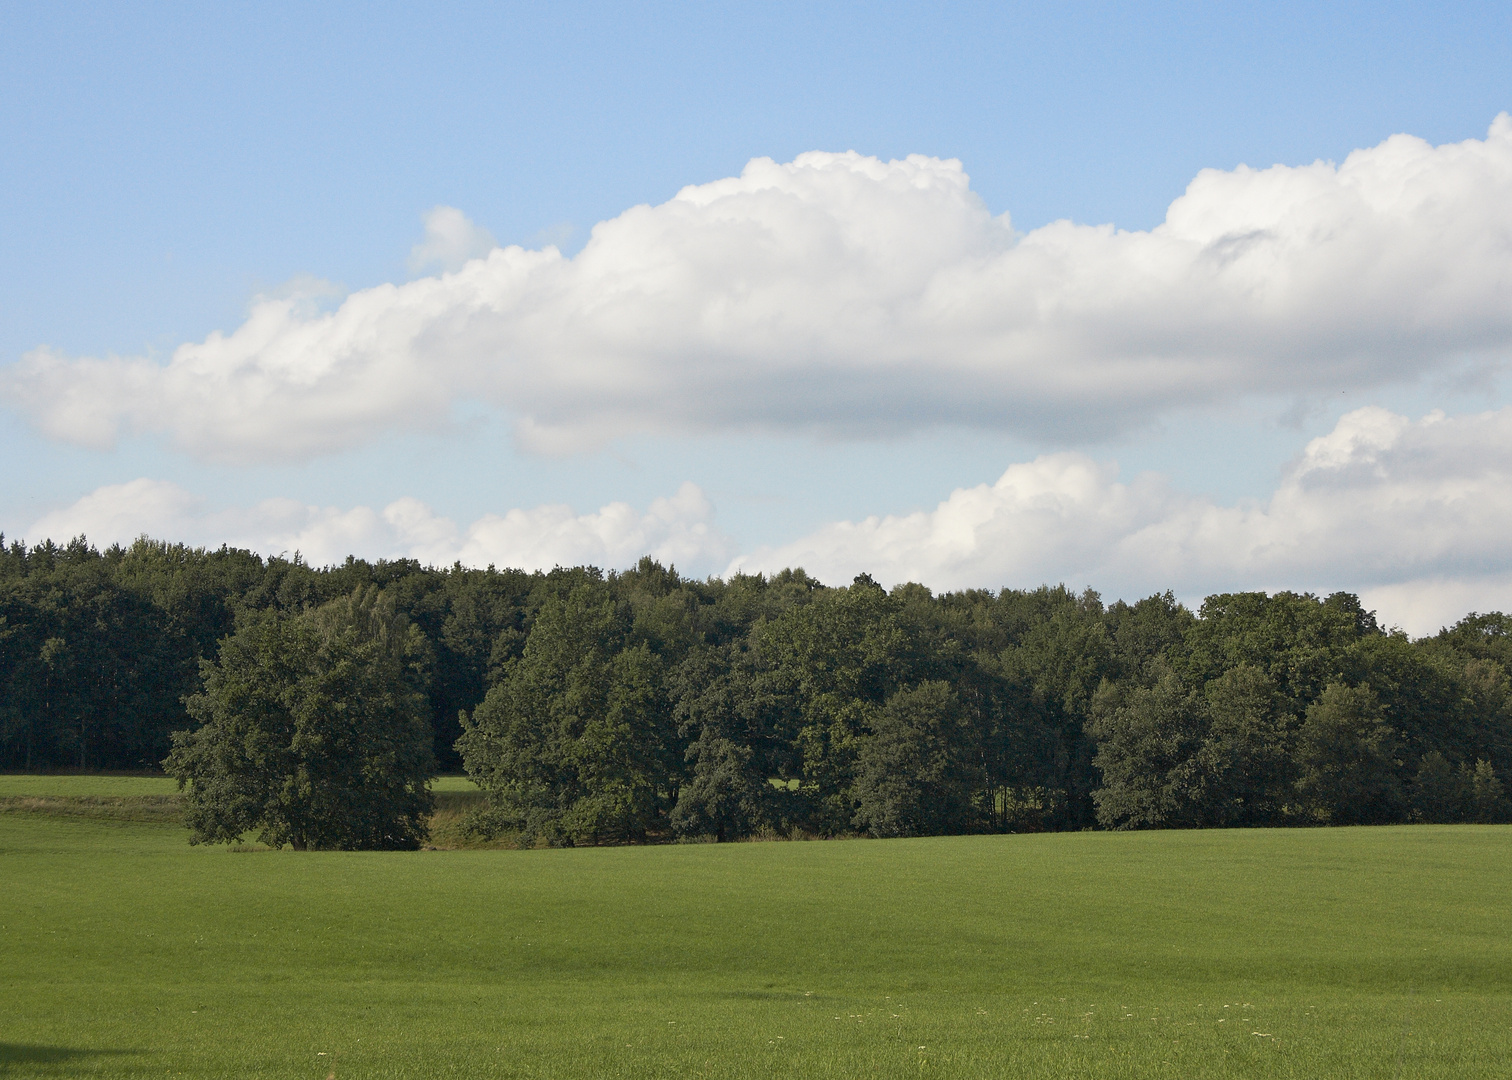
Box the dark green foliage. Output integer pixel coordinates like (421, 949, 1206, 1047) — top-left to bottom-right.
(164, 587, 436, 849)
(1090, 671, 1208, 829)
(1090, 664, 1296, 829)
(8, 531, 1512, 843)
(1106, 590, 1197, 679)
(756, 574, 912, 831)
(0, 536, 540, 774)
(457, 572, 677, 845)
(1184, 591, 1379, 712)
(852, 681, 982, 837)
(669, 644, 782, 841)
(1197, 664, 1293, 825)
(0, 538, 186, 770)
(1295, 682, 1405, 825)
(670, 728, 772, 841)
(1411, 750, 1469, 822)
(1410, 751, 1512, 823)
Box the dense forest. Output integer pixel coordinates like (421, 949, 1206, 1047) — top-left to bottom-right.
(3, 534, 1510, 841)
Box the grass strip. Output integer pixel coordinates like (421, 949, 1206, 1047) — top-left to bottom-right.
(0, 794, 184, 823)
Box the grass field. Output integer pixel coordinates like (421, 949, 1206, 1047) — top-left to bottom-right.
(0, 775, 480, 797)
(0, 775, 484, 844)
(2, 780, 1510, 1078)
(0, 774, 182, 797)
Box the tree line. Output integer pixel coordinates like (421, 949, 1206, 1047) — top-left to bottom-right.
(3, 534, 1510, 847)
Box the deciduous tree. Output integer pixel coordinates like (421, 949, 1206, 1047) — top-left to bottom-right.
(164, 587, 436, 849)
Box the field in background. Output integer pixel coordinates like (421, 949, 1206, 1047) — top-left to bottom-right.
(2, 791, 1510, 1078)
(0, 774, 181, 797)
(430, 776, 481, 792)
(0, 774, 485, 844)
(0, 775, 480, 797)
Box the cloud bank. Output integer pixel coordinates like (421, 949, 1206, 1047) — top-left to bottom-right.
(21, 406, 1512, 635)
(8, 118, 1512, 462)
(27, 480, 731, 574)
(731, 406, 1512, 634)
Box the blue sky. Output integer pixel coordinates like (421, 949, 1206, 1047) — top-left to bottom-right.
(3, 2, 1512, 632)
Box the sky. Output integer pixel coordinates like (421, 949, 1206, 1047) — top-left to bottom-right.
(3, 1, 1512, 635)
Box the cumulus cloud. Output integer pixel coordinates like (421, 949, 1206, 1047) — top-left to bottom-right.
(728, 406, 1512, 636)
(25, 480, 733, 574)
(21, 406, 1512, 633)
(407, 205, 499, 275)
(27, 479, 206, 546)
(7, 119, 1512, 462)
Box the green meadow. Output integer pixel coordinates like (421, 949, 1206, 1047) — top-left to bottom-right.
(2, 777, 1510, 1078)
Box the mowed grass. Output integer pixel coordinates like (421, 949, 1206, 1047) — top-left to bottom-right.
(1, 804, 1509, 1079)
(0, 774, 182, 797)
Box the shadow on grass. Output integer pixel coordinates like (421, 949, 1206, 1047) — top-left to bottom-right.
(0, 1043, 136, 1073)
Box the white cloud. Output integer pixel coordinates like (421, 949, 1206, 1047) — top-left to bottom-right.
(1354, 576, 1512, 643)
(21, 405, 1512, 634)
(24, 480, 733, 575)
(395, 482, 733, 571)
(26, 478, 204, 545)
(7, 118, 1512, 462)
(728, 406, 1512, 636)
(407, 205, 499, 275)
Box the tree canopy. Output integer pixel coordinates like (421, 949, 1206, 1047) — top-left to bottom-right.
(164, 586, 435, 849)
(3, 535, 1511, 844)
